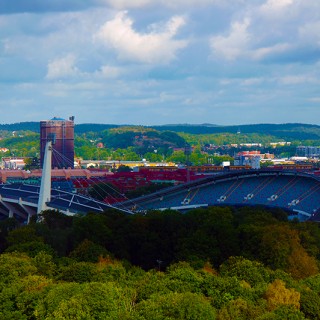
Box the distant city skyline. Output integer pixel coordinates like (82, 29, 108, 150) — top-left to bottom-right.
(0, 0, 320, 125)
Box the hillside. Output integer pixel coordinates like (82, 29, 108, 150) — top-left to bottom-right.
(1, 122, 320, 161)
(1, 122, 320, 141)
(151, 123, 320, 140)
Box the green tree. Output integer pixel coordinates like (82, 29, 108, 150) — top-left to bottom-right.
(32, 251, 56, 277)
(259, 224, 319, 278)
(0, 253, 37, 290)
(117, 165, 132, 172)
(39, 209, 73, 229)
(164, 262, 204, 294)
(134, 292, 216, 320)
(302, 274, 320, 292)
(177, 207, 239, 267)
(190, 151, 207, 165)
(6, 225, 43, 246)
(57, 262, 98, 283)
(71, 213, 112, 248)
(0, 275, 51, 320)
(35, 282, 134, 320)
(69, 239, 110, 263)
(0, 218, 19, 252)
(218, 298, 266, 320)
(136, 270, 171, 302)
(5, 241, 55, 258)
(261, 305, 306, 319)
(5, 223, 55, 257)
(167, 150, 186, 163)
(220, 256, 271, 287)
(35, 211, 74, 257)
(198, 267, 258, 310)
(299, 289, 320, 320)
(143, 152, 163, 162)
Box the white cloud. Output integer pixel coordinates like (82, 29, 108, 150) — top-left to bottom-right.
(210, 18, 250, 61)
(158, 0, 239, 8)
(97, 0, 237, 9)
(251, 43, 291, 60)
(207, 0, 320, 64)
(94, 11, 188, 64)
(209, 8, 298, 63)
(99, 65, 122, 78)
(299, 21, 320, 45)
(278, 75, 317, 85)
(240, 78, 264, 86)
(219, 79, 234, 85)
(260, 0, 294, 15)
(219, 77, 265, 87)
(97, 0, 151, 9)
(46, 54, 79, 79)
(2, 38, 13, 54)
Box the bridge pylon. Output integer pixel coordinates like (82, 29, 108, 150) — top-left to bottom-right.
(37, 140, 52, 214)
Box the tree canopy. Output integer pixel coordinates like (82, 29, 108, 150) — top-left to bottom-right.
(1, 206, 320, 318)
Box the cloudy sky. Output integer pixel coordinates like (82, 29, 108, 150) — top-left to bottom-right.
(0, 0, 320, 125)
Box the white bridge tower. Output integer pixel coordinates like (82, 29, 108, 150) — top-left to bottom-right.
(37, 140, 52, 214)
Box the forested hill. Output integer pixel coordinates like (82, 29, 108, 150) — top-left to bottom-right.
(1, 122, 320, 141)
(0, 122, 40, 132)
(151, 123, 320, 140)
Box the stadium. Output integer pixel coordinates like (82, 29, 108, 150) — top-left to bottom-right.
(116, 169, 320, 222)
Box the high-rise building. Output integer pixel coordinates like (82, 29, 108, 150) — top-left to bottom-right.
(40, 116, 74, 169)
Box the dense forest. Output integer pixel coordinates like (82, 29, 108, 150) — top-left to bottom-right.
(1, 206, 320, 319)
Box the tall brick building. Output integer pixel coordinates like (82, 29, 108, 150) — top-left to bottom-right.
(40, 116, 74, 169)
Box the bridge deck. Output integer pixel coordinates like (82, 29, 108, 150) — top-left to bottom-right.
(0, 183, 129, 222)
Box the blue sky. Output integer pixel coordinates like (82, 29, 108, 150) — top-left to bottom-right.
(0, 0, 320, 125)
